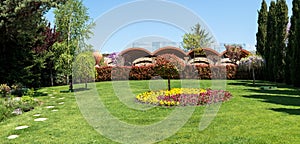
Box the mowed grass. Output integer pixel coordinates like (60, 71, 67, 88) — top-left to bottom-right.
(0, 80, 300, 143)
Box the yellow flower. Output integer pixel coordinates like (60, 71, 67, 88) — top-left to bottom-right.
(159, 100, 164, 105)
(167, 101, 171, 106)
(200, 89, 207, 93)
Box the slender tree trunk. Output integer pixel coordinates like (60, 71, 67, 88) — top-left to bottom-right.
(50, 69, 53, 86)
(85, 79, 88, 89)
(252, 68, 256, 85)
(67, 74, 69, 88)
(168, 77, 171, 91)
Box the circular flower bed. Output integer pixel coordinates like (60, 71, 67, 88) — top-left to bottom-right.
(136, 88, 232, 106)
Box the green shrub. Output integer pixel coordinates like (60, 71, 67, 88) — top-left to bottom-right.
(20, 96, 39, 112)
(0, 99, 16, 122)
(25, 88, 35, 97)
(0, 96, 39, 122)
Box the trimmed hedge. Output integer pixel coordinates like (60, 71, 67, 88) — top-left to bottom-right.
(95, 65, 239, 81)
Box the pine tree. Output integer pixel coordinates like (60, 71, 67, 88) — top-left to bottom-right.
(256, 0, 268, 56)
(274, 0, 288, 82)
(182, 23, 213, 51)
(265, 1, 277, 81)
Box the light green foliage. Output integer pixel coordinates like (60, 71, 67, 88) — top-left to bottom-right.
(73, 51, 95, 88)
(53, 0, 94, 85)
(25, 88, 35, 97)
(182, 23, 213, 51)
(21, 96, 36, 105)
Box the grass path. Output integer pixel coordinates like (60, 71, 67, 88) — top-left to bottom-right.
(0, 80, 300, 143)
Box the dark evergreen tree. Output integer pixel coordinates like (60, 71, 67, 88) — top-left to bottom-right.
(0, 0, 65, 87)
(290, 0, 300, 86)
(285, 1, 297, 85)
(34, 23, 61, 87)
(285, 19, 293, 84)
(265, 1, 277, 81)
(274, 0, 288, 82)
(256, 0, 268, 56)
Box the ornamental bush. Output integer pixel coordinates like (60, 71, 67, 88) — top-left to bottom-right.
(0, 84, 11, 98)
(238, 55, 264, 84)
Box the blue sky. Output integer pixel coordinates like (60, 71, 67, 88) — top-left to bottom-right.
(45, 0, 293, 53)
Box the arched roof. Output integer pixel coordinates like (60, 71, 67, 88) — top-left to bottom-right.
(119, 47, 152, 56)
(153, 46, 187, 60)
(119, 48, 152, 66)
(115, 47, 251, 66)
(187, 48, 220, 58)
(203, 48, 220, 57)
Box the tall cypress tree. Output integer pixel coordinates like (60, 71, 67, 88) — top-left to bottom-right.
(285, 19, 293, 84)
(265, 1, 277, 81)
(256, 0, 268, 56)
(285, 1, 297, 84)
(290, 0, 300, 86)
(274, 0, 288, 82)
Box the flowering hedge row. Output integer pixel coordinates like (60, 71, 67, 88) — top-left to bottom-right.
(95, 65, 238, 81)
(136, 88, 232, 106)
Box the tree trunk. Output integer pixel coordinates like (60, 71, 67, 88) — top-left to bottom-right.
(168, 77, 171, 91)
(50, 69, 53, 86)
(67, 74, 69, 86)
(252, 68, 256, 85)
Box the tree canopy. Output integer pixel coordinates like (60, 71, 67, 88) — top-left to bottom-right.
(53, 0, 94, 86)
(0, 0, 65, 87)
(182, 23, 213, 51)
(256, 0, 268, 56)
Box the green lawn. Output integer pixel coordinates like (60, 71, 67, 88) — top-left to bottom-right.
(1, 80, 300, 143)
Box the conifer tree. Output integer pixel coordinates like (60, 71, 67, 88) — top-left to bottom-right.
(256, 0, 268, 56)
(265, 1, 277, 81)
(274, 0, 288, 82)
(0, 0, 64, 87)
(290, 0, 300, 86)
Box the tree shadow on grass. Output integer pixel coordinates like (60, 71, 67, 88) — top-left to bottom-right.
(228, 80, 296, 89)
(248, 89, 300, 96)
(227, 80, 275, 88)
(60, 88, 91, 93)
(269, 108, 300, 115)
(243, 95, 300, 107)
(73, 88, 91, 92)
(33, 92, 48, 97)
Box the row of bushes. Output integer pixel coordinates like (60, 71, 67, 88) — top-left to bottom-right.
(95, 65, 239, 81)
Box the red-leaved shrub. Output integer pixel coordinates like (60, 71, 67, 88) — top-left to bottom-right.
(95, 64, 238, 81)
